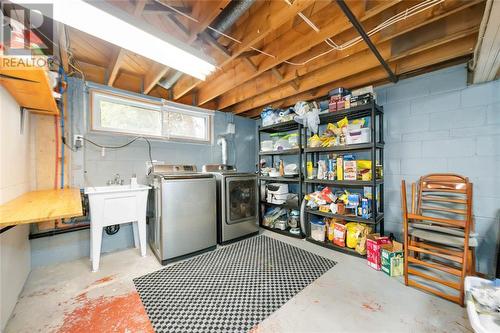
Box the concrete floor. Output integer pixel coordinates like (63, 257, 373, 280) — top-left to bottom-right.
(5, 230, 472, 333)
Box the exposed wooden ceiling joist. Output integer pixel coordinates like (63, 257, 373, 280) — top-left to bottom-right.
(245, 54, 472, 118)
(142, 0, 231, 94)
(191, 0, 402, 106)
(199, 32, 232, 59)
(55, 22, 70, 72)
(222, 1, 484, 114)
(52, 0, 486, 116)
(242, 33, 478, 117)
(170, 0, 318, 100)
(106, 0, 147, 86)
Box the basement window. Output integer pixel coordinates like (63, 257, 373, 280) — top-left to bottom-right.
(91, 91, 163, 137)
(90, 90, 213, 143)
(163, 104, 212, 143)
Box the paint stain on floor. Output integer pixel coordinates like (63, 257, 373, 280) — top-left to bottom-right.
(56, 291, 153, 333)
(362, 301, 383, 312)
(89, 275, 116, 287)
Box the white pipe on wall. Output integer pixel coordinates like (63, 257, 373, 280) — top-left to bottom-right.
(217, 136, 228, 165)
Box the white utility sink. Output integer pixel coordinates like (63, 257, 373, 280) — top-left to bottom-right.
(84, 184, 150, 194)
(84, 184, 151, 272)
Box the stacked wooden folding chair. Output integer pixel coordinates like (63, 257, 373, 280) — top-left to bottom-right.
(401, 174, 476, 306)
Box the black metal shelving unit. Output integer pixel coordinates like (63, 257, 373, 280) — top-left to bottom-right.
(303, 100, 385, 257)
(257, 121, 305, 239)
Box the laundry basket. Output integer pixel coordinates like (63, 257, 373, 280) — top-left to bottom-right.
(465, 276, 500, 333)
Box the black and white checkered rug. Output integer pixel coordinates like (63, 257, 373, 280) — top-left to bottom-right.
(133, 235, 335, 333)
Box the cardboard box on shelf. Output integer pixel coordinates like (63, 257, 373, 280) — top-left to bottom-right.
(343, 160, 357, 180)
(366, 234, 391, 270)
(381, 241, 404, 276)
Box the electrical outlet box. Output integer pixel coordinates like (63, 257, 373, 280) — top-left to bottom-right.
(74, 134, 83, 149)
(227, 122, 235, 134)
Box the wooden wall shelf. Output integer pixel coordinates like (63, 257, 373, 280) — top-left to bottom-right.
(0, 189, 83, 228)
(0, 66, 59, 115)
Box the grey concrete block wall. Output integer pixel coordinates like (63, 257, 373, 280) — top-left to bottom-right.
(376, 64, 500, 276)
(30, 66, 499, 276)
(31, 78, 258, 268)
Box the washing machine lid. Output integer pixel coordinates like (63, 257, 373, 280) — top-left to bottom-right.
(202, 164, 237, 173)
(151, 164, 197, 173)
(151, 164, 212, 179)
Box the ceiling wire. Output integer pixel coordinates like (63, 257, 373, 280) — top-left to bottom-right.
(15, 0, 444, 82)
(24, 19, 86, 79)
(157, 0, 444, 68)
(284, 0, 445, 65)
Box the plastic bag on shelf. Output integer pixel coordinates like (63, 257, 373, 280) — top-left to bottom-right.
(294, 101, 320, 134)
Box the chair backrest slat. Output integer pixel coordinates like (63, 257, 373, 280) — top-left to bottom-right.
(420, 205, 467, 216)
(407, 213, 466, 228)
(421, 196, 466, 204)
(415, 174, 471, 230)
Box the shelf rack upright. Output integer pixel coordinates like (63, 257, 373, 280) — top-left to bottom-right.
(257, 120, 305, 239)
(302, 101, 385, 257)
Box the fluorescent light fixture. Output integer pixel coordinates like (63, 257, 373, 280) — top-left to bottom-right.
(10, 0, 216, 80)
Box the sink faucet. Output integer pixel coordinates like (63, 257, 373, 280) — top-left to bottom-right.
(107, 173, 124, 185)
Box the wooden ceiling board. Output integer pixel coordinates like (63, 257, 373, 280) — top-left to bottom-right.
(240, 32, 478, 117)
(113, 71, 144, 93)
(194, 0, 397, 106)
(67, 28, 114, 67)
(228, 14, 481, 116)
(120, 51, 152, 75)
(217, 1, 485, 111)
(171, 0, 314, 100)
(141, 0, 232, 94)
(77, 60, 107, 84)
(149, 85, 169, 99)
(52, 0, 486, 115)
(244, 54, 474, 119)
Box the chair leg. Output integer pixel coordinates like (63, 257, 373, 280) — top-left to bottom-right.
(404, 233, 411, 286)
(469, 249, 476, 276)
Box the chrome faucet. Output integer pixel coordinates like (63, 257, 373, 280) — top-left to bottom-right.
(107, 173, 124, 185)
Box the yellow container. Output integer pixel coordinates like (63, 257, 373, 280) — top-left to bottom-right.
(336, 156, 343, 180)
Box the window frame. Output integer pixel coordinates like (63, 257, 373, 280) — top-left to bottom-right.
(163, 103, 213, 144)
(88, 89, 214, 144)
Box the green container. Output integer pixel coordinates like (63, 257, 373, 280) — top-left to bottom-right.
(381, 242, 404, 277)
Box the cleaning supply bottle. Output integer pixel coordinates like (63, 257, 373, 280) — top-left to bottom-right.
(130, 174, 137, 186)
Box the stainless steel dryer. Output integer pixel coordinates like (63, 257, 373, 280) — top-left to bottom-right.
(148, 164, 217, 264)
(202, 164, 259, 245)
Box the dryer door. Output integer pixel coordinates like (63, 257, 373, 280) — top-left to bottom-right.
(225, 176, 257, 225)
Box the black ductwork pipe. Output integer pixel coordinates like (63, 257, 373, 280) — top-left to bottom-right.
(336, 0, 398, 83)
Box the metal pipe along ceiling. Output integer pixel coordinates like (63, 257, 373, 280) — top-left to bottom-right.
(163, 0, 255, 90)
(158, 71, 184, 90)
(208, 0, 256, 39)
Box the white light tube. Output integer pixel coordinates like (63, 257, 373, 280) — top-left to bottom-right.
(11, 0, 216, 80)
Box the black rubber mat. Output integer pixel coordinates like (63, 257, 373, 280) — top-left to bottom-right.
(133, 235, 335, 333)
